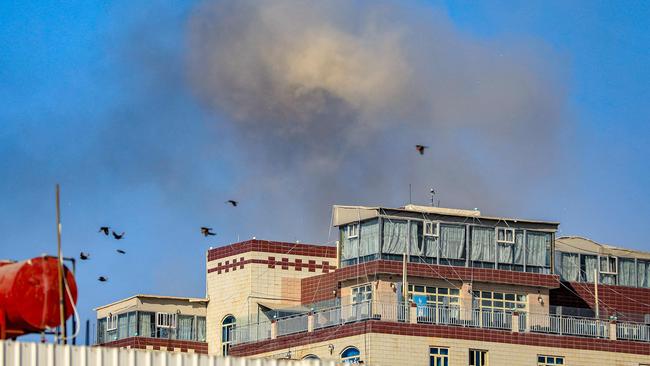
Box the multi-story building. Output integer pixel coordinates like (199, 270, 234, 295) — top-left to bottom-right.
(95, 204, 650, 365)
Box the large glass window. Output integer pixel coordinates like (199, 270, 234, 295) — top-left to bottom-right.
(97, 318, 106, 344)
(221, 315, 236, 356)
(341, 347, 361, 364)
(408, 285, 460, 307)
(429, 347, 449, 366)
(197, 316, 207, 342)
(351, 284, 373, 304)
(470, 227, 495, 268)
(537, 355, 564, 365)
(618, 258, 637, 287)
(638, 260, 650, 288)
(580, 254, 598, 283)
(469, 349, 487, 366)
(177, 315, 195, 340)
(473, 290, 526, 312)
(556, 252, 580, 282)
(526, 231, 551, 273)
(439, 224, 466, 266)
(382, 219, 408, 257)
(497, 230, 524, 271)
(138, 312, 154, 338)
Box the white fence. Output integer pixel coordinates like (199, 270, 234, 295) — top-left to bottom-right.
(0, 341, 336, 366)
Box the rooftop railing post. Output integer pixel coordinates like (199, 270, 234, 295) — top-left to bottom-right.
(270, 320, 277, 340)
(307, 312, 314, 333)
(409, 303, 418, 324)
(512, 312, 520, 333)
(609, 320, 617, 341)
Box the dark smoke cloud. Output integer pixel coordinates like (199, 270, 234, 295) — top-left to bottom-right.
(187, 0, 570, 240)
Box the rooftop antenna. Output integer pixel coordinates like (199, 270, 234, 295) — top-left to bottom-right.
(430, 188, 436, 207)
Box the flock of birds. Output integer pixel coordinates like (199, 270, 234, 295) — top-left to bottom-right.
(82, 200, 239, 283)
(80, 144, 426, 283)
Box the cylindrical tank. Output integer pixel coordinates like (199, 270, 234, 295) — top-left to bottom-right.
(0, 256, 77, 337)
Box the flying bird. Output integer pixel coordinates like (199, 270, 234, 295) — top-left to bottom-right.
(201, 227, 216, 237)
(112, 231, 125, 240)
(116, 249, 126, 254)
(79, 252, 90, 260)
(98, 276, 108, 282)
(98, 227, 110, 236)
(415, 145, 428, 155)
(226, 200, 238, 207)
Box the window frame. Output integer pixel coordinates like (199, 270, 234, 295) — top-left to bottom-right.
(221, 315, 236, 356)
(351, 283, 373, 304)
(155, 312, 177, 329)
(429, 346, 449, 366)
(537, 355, 564, 365)
(408, 285, 460, 307)
(347, 223, 359, 239)
(424, 221, 440, 237)
(496, 227, 515, 244)
(106, 314, 118, 331)
(469, 349, 488, 366)
(340, 346, 361, 364)
(600, 256, 618, 274)
(472, 290, 527, 312)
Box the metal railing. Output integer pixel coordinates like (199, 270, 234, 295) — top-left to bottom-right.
(527, 312, 609, 338)
(231, 301, 650, 346)
(617, 321, 650, 342)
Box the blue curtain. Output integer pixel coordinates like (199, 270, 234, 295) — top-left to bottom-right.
(439, 225, 465, 260)
(471, 227, 495, 263)
(359, 219, 379, 257)
(526, 232, 550, 266)
(618, 258, 637, 287)
(382, 220, 408, 255)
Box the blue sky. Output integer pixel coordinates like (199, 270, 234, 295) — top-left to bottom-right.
(1, 0, 649, 342)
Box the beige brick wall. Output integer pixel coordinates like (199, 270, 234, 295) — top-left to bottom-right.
(206, 251, 336, 355)
(250, 333, 650, 365)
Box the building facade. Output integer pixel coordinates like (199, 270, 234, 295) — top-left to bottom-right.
(95, 205, 650, 365)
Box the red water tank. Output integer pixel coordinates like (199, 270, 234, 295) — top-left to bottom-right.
(0, 256, 77, 339)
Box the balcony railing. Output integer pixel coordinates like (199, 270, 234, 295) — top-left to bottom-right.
(231, 301, 650, 346)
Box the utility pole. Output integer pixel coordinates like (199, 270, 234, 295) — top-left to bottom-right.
(594, 268, 600, 319)
(56, 184, 66, 344)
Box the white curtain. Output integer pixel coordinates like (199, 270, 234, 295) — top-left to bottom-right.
(341, 225, 358, 260)
(439, 225, 465, 260)
(618, 258, 637, 287)
(359, 220, 379, 257)
(139, 312, 153, 338)
(638, 260, 650, 288)
(382, 220, 408, 255)
(580, 255, 597, 282)
(117, 314, 128, 339)
(197, 317, 206, 341)
(177, 315, 194, 340)
(471, 227, 495, 263)
(128, 312, 137, 337)
(409, 221, 424, 256)
(526, 231, 550, 266)
(557, 252, 580, 281)
(498, 230, 524, 264)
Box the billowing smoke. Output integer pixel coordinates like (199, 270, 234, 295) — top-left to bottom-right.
(187, 0, 568, 239)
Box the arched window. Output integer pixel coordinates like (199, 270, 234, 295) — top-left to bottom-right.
(221, 315, 236, 356)
(341, 346, 361, 364)
(303, 354, 320, 360)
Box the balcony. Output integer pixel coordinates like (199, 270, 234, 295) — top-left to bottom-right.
(231, 301, 650, 346)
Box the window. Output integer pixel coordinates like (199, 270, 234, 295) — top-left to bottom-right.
(156, 312, 176, 328)
(469, 349, 487, 366)
(341, 347, 361, 364)
(351, 284, 372, 304)
(473, 291, 526, 312)
(600, 256, 617, 274)
(303, 355, 320, 360)
(430, 347, 449, 366)
(221, 315, 236, 356)
(497, 228, 515, 244)
(347, 223, 359, 239)
(425, 221, 439, 237)
(106, 314, 118, 331)
(409, 285, 460, 307)
(537, 355, 564, 365)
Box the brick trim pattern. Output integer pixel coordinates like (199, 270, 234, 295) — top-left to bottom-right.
(207, 240, 336, 262)
(208, 257, 335, 275)
(99, 337, 208, 354)
(551, 281, 650, 321)
(229, 320, 650, 357)
(301, 260, 560, 304)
